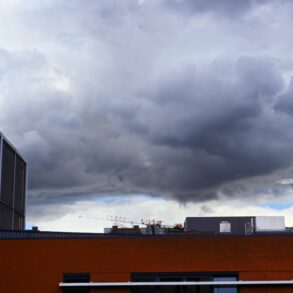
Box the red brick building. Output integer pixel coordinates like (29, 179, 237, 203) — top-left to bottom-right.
(1, 230, 293, 292)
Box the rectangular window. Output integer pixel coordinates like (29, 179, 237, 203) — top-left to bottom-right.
(132, 273, 238, 293)
(159, 277, 182, 293)
(63, 273, 90, 293)
(186, 276, 211, 293)
(133, 276, 156, 293)
(213, 277, 237, 293)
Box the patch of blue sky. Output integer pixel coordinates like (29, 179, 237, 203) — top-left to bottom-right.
(270, 187, 286, 196)
(263, 202, 293, 210)
(94, 194, 164, 204)
(26, 223, 34, 230)
(252, 187, 285, 196)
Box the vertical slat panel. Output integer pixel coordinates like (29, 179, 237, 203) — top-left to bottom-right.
(1, 141, 15, 206)
(0, 135, 26, 230)
(0, 202, 13, 230)
(14, 155, 26, 214)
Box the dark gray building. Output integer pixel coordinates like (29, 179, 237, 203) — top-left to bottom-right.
(184, 216, 285, 235)
(0, 132, 27, 230)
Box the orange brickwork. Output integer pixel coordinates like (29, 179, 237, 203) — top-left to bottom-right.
(0, 234, 293, 293)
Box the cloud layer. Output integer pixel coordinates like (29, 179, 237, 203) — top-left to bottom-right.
(1, 0, 293, 210)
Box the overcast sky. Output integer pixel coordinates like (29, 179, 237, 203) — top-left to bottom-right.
(1, 0, 293, 231)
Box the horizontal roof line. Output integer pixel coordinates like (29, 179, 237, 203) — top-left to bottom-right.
(59, 280, 293, 287)
(1, 230, 293, 240)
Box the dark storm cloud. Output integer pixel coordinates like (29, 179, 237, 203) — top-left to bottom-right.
(165, 0, 251, 15)
(275, 79, 293, 115)
(1, 0, 293, 209)
(13, 54, 293, 203)
(164, 0, 269, 17)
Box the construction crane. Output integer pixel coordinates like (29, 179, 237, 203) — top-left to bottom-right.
(78, 214, 164, 227)
(78, 215, 132, 227)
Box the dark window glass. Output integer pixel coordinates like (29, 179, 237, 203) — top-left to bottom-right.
(132, 277, 157, 293)
(63, 273, 90, 293)
(132, 273, 237, 293)
(159, 277, 182, 293)
(186, 276, 212, 293)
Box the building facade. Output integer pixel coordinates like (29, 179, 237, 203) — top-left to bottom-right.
(1, 231, 293, 292)
(0, 132, 26, 230)
(184, 216, 286, 235)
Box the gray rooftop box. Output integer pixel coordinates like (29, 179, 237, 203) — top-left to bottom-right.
(184, 216, 285, 235)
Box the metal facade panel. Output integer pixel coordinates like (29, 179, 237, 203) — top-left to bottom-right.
(13, 211, 24, 230)
(255, 216, 285, 231)
(0, 202, 13, 229)
(219, 221, 231, 233)
(14, 154, 26, 214)
(184, 217, 255, 235)
(1, 141, 15, 206)
(0, 133, 26, 230)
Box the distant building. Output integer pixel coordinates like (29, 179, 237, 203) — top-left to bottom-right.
(184, 216, 286, 235)
(104, 217, 286, 236)
(108, 225, 142, 234)
(104, 224, 183, 235)
(0, 132, 26, 230)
